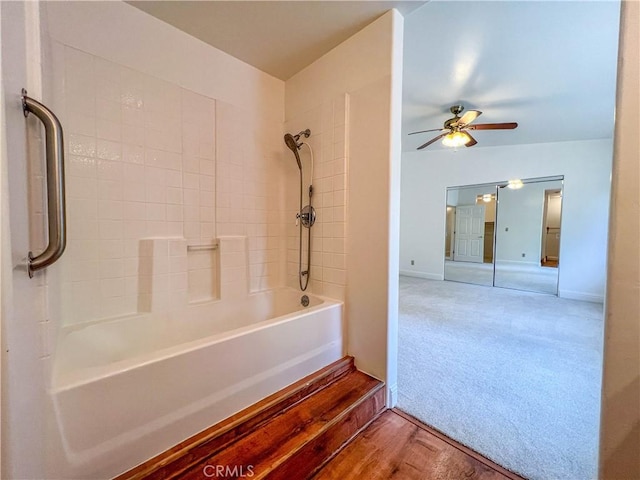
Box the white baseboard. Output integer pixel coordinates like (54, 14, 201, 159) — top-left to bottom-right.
(399, 270, 443, 281)
(558, 289, 604, 303)
(495, 259, 540, 267)
(386, 383, 398, 408)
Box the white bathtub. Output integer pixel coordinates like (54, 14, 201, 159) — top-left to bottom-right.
(50, 288, 343, 478)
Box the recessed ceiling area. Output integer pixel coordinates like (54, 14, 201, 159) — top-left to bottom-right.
(128, 1, 426, 81)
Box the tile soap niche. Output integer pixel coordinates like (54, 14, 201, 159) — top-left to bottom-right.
(187, 242, 220, 303)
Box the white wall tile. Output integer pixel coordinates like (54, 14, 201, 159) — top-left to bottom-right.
(56, 32, 289, 325)
(68, 134, 96, 157)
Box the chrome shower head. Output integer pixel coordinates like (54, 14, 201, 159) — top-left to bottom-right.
(284, 133, 302, 169)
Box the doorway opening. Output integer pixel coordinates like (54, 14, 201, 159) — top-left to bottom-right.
(541, 189, 562, 268)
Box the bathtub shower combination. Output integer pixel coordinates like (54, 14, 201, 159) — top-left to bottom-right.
(52, 288, 342, 476)
(21, 85, 341, 476)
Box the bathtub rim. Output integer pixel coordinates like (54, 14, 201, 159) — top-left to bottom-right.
(52, 289, 343, 392)
(56, 287, 326, 335)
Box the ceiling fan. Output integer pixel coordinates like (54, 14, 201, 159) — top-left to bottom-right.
(409, 105, 518, 150)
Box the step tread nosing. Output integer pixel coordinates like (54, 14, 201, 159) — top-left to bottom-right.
(182, 372, 384, 478)
(263, 384, 386, 479)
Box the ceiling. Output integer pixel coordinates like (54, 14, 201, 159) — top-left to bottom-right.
(128, 1, 427, 80)
(402, 0, 621, 152)
(130, 0, 621, 152)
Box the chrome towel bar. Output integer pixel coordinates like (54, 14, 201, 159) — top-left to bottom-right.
(22, 89, 67, 278)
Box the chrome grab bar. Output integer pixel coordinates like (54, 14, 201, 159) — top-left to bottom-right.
(22, 89, 67, 278)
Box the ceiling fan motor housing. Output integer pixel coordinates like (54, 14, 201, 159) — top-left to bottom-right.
(444, 105, 464, 129)
(444, 118, 458, 129)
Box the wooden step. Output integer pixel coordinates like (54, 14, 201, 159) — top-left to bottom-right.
(179, 369, 385, 479)
(117, 357, 385, 480)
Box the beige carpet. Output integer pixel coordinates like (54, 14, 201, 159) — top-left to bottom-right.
(397, 276, 604, 480)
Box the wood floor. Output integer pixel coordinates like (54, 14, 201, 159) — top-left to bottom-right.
(117, 357, 524, 480)
(313, 409, 523, 480)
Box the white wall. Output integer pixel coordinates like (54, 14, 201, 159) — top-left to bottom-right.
(42, 2, 282, 118)
(0, 4, 4, 463)
(1, 2, 49, 478)
(400, 139, 612, 301)
(599, 1, 640, 478)
(285, 10, 404, 404)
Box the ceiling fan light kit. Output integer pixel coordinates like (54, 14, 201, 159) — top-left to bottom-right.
(442, 131, 471, 147)
(409, 104, 518, 150)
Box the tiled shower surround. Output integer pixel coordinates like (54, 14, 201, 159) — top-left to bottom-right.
(54, 45, 283, 325)
(286, 96, 349, 300)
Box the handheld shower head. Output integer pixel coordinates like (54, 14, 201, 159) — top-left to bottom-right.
(284, 133, 300, 151)
(284, 129, 311, 170)
(284, 133, 302, 169)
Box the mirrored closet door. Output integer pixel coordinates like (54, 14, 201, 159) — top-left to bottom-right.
(444, 176, 563, 294)
(445, 185, 497, 287)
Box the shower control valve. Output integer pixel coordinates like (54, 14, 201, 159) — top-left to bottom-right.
(295, 212, 308, 226)
(297, 206, 316, 228)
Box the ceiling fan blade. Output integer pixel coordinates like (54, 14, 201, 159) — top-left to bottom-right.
(455, 110, 482, 127)
(467, 122, 518, 130)
(464, 132, 478, 147)
(408, 128, 446, 136)
(417, 132, 447, 150)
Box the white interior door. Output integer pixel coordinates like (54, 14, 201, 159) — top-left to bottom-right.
(453, 205, 485, 263)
